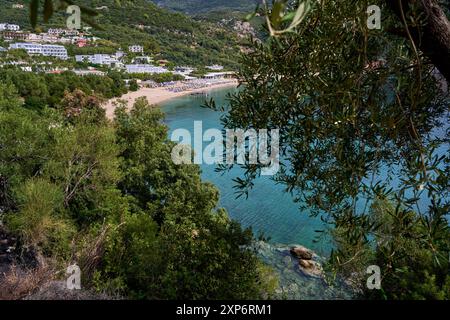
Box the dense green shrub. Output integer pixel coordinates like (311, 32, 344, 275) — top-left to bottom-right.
(0, 84, 275, 299)
(6, 178, 76, 259)
(0, 69, 127, 110)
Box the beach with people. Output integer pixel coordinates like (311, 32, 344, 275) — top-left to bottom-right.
(104, 78, 238, 119)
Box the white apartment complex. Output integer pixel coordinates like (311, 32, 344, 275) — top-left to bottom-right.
(206, 64, 224, 71)
(174, 66, 195, 75)
(28, 33, 61, 43)
(132, 56, 153, 64)
(75, 54, 120, 67)
(47, 28, 65, 36)
(9, 43, 68, 60)
(125, 64, 168, 74)
(128, 45, 144, 53)
(47, 28, 79, 36)
(0, 23, 20, 31)
(73, 69, 106, 77)
(204, 72, 235, 80)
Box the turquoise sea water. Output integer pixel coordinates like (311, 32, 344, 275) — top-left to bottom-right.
(159, 86, 447, 299)
(160, 87, 332, 255)
(160, 86, 449, 253)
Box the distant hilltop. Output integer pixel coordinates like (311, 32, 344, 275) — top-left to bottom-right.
(151, 0, 260, 14)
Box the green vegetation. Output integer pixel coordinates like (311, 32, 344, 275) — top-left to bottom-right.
(66, 44, 119, 56)
(0, 82, 276, 299)
(128, 79, 138, 91)
(215, 0, 450, 299)
(153, 0, 259, 15)
(0, 0, 248, 68)
(0, 68, 127, 110)
(332, 198, 450, 299)
(2, 0, 448, 301)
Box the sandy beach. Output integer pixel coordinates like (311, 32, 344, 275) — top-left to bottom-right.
(104, 80, 238, 119)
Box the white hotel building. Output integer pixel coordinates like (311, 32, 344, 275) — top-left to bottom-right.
(0, 23, 20, 31)
(9, 43, 68, 60)
(75, 54, 120, 67)
(125, 64, 168, 74)
(128, 45, 144, 53)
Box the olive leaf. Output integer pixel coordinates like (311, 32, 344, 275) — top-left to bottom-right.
(270, 0, 288, 29)
(245, 4, 260, 22)
(264, 0, 314, 36)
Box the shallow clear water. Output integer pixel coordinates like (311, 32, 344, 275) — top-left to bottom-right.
(160, 87, 332, 255)
(159, 86, 447, 299)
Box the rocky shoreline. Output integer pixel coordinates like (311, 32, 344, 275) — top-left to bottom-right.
(254, 241, 354, 300)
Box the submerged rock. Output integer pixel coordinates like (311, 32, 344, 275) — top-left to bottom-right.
(290, 245, 314, 260)
(299, 259, 314, 269)
(254, 241, 354, 300)
(298, 259, 323, 278)
(289, 245, 324, 279)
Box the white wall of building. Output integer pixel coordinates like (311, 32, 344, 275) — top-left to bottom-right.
(0, 23, 20, 31)
(75, 54, 120, 67)
(125, 64, 168, 74)
(128, 45, 144, 53)
(9, 42, 68, 60)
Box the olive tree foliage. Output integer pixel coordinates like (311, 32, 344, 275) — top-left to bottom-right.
(208, 0, 449, 297)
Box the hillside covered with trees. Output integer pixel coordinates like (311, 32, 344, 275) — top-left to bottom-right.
(0, 0, 248, 68)
(152, 0, 259, 14)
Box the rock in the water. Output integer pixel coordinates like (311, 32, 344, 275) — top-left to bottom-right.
(290, 245, 314, 260)
(298, 259, 323, 278)
(299, 259, 313, 269)
(255, 241, 354, 299)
